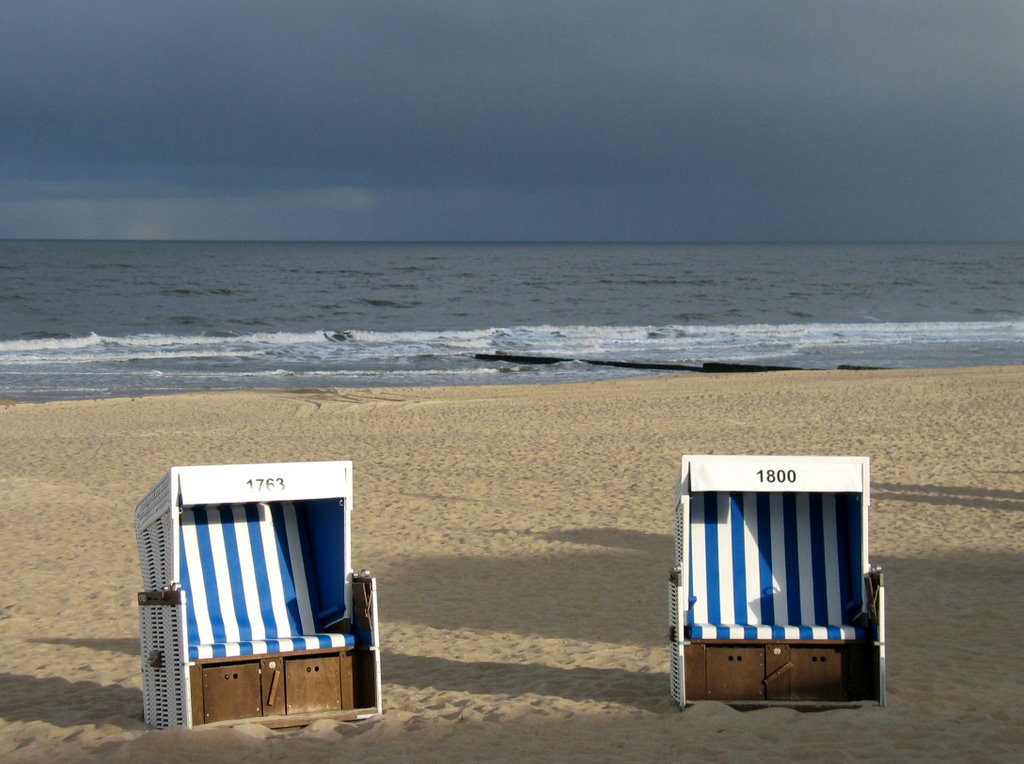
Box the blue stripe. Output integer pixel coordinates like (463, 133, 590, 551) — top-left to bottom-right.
(193, 507, 227, 644)
(270, 504, 304, 634)
(220, 509, 253, 642)
(838, 494, 860, 619)
(809, 493, 830, 625)
(730, 493, 747, 625)
(244, 504, 278, 638)
(782, 494, 801, 625)
(703, 493, 721, 626)
(755, 493, 775, 625)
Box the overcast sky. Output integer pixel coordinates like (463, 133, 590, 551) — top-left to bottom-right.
(2, 1, 1022, 241)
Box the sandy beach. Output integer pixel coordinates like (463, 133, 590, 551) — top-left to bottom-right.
(1, 366, 1022, 762)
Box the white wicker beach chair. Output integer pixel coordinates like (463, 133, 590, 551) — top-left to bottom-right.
(135, 461, 382, 728)
(669, 455, 885, 707)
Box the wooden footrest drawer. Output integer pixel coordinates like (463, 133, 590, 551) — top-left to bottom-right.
(189, 648, 368, 726)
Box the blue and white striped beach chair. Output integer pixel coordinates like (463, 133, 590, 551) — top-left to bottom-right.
(669, 455, 885, 706)
(136, 462, 382, 728)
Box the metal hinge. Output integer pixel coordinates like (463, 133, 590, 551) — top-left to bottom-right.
(138, 587, 183, 606)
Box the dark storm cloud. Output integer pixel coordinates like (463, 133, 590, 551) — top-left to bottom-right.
(2, 1, 1022, 239)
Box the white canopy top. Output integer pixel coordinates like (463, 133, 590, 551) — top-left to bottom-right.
(174, 461, 352, 507)
(683, 454, 868, 494)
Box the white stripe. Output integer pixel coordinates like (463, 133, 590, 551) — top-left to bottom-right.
(690, 496, 708, 623)
(180, 513, 214, 646)
(248, 640, 269, 655)
(795, 493, 816, 624)
(231, 504, 266, 641)
(821, 494, 841, 626)
(207, 512, 241, 644)
(258, 503, 294, 638)
(716, 492, 734, 624)
(768, 494, 788, 624)
(741, 493, 762, 625)
(281, 502, 318, 634)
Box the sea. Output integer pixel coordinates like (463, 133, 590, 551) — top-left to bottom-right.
(1, 240, 1021, 402)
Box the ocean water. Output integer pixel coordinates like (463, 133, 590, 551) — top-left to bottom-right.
(0, 240, 1021, 402)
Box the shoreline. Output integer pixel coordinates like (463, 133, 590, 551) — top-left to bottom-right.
(1, 366, 1022, 761)
(3, 361, 1021, 408)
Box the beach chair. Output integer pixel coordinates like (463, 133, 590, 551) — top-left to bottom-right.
(669, 455, 885, 707)
(135, 461, 382, 728)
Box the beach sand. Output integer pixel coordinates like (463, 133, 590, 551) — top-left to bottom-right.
(1, 366, 1022, 762)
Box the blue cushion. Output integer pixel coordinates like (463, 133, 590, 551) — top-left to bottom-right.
(188, 634, 354, 661)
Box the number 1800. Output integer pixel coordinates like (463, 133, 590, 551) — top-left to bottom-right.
(756, 469, 796, 484)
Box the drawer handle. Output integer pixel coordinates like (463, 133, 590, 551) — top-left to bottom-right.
(267, 669, 282, 707)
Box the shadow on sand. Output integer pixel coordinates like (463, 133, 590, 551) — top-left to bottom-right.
(30, 637, 139, 656)
(0, 673, 144, 729)
(875, 482, 1024, 511)
(383, 652, 672, 712)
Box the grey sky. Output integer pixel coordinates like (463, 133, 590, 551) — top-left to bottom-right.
(2, 1, 1022, 240)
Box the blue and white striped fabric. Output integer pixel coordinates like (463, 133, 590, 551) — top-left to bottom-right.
(687, 491, 867, 641)
(179, 502, 353, 661)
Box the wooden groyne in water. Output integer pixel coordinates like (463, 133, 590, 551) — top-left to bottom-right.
(473, 353, 882, 373)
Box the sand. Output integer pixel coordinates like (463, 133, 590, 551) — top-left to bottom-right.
(1, 366, 1022, 762)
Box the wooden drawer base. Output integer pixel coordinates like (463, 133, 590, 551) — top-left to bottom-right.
(189, 647, 376, 726)
(685, 642, 877, 703)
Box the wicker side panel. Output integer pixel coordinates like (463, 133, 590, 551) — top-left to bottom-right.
(365, 575, 383, 714)
(673, 499, 686, 566)
(670, 499, 686, 707)
(136, 473, 174, 591)
(140, 603, 188, 728)
(136, 470, 172, 531)
(136, 471, 186, 727)
(669, 578, 683, 707)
